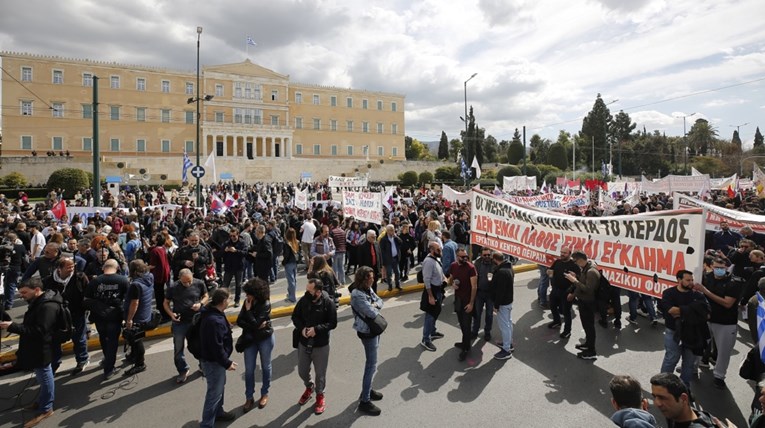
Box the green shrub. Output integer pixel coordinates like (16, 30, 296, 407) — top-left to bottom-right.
(435, 166, 459, 180)
(0, 172, 27, 188)
(398, 170, 419, 186)
(47, 168, 90, 197)
(496, 165, 522, 185)
(418, 171, 434, 184)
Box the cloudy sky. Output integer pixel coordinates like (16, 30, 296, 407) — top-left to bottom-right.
(1, 0, 764, 146)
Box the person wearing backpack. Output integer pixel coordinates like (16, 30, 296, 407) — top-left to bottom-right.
(0, 277, 60, 427)
(122, 259, 155, 376)
(596, 268, 623, 330)
(564, 251, 599, 360)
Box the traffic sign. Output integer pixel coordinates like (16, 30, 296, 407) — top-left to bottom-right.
(190, 166, 205, 178)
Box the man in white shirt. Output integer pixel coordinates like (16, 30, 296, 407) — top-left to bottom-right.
(300, 214, 317, 271)
(29, 223, 46, 258)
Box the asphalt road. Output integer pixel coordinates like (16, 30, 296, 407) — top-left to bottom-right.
(0, 269, 756, 428)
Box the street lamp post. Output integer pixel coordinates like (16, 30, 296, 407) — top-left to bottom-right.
(195, 26, 202, 208)
(675, 112, 696, 175)
(600, 99, 618, 177)
(463, 72, 477, 176)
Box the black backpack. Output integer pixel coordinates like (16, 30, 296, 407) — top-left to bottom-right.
(596, 269, 613, 299)
(270, 229, 284, 255)
(47, 300, 73, 344)
(185, 311, 205, 360)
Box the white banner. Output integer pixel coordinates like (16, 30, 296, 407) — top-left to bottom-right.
(503, 176, 537, 192)
(294, 188, 308, 210)
(641, 174, 711, 194)
(442, 184, 471, 204)
(329, 175, 368, 188)
(501, 192, 589, 212)
(673, 192, 765, 233)
(342, 191, 383, 224)
(471, 189, 705, 297)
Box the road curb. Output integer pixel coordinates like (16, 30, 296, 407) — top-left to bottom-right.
(0, 263, 537, 364)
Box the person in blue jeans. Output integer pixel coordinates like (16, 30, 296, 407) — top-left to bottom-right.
(199, 288, 237, 427)
(237, 278, 275, 413)
(164, 269, 208, 383)
(282, 228, 300, 303)
(1, 277, 59, 427)
(350, 266, 385, 415)
(537, 264, 550, 308)
(626, 291, 658, 326)
(420, 241, 445, 352)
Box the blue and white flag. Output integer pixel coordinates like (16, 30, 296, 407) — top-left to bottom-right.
(757, 293, 765, 363)
(246, 36, 257, 46)
(459, 157, 471, 180)
(182, 151, 193, 183)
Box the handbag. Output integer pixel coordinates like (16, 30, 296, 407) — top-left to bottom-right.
(364, 313, 388, 336)
(253, 320, 274, 341)
(144, 309, 162, 330)
(739, 346, 762, 381)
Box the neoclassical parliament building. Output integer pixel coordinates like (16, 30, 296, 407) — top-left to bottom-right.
(0, 52, 406, 163)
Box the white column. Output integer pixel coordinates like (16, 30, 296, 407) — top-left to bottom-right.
(261, 137, 267, 158)
(287, 138, 292, 159)
(271, 137, 276, 158)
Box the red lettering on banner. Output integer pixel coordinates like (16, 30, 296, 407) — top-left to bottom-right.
(475, 215, 494, 234)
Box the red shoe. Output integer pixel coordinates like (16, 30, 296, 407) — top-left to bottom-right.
(314, 393, 325, 415)
(298, 386, 313, 405)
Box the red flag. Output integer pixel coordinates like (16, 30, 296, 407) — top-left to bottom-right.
(727, 185, 735, 199)
(51, 199, 67, 220)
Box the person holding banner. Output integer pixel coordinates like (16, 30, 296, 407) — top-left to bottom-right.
(564, 251, 599, 360)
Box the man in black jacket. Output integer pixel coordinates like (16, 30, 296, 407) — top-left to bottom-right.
(358, 230, 383, 293)
(490, 252, 514, 360)
(0, 278, 59, 427)
(250, 225, 273, 286)
(199, 288, 237, 426)
(292, 278, 338, 415)
(221, 228, 248, 307)
(173, 233, 211, 281)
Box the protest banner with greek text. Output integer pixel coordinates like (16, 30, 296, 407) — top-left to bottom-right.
(342, 191, 383, 224)
(673, 192, 765, 233)
(329, 175, 368, 188)
(471, 189, 705, 297)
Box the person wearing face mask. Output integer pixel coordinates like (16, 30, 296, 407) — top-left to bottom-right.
(447, 248, 477, 361)
(696, 257, 741, 389)
(291, 278, 337, 416)
(658, 270, 710, 388)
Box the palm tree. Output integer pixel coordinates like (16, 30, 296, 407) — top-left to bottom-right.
(687, 118, 718, 156)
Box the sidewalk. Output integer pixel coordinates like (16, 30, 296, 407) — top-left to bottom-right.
(0, 264, 537, 365)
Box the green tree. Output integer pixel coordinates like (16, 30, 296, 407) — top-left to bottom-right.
(525, 164, 540, 184)
(610, 110, 636, 176)
(47, 168, 89, 197)
(405, 136, 427, 160)
(498, 140, 510, 163)
(529, 134, 551, 164)
(755, 127, 764, 149)
(435, 166, 459, 180)
(1, 172, 27, 188)
(398, 171, 418, 186)
(496, 165, 522, 185)
(482, 135, 499, 163)
(448, 138, 463, 162)
(547, 143, 568, 171)
(692, 156, 732, 177)
(687, 118, 718, 156)
(580, 94, 614, 172)
(731, 130, 742, 148)
(419, 171, 434, 184)
(437, 131, 449, 160)
(508, 140, 524, 164)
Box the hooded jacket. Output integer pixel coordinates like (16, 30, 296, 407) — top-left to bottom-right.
(610, 408, 657, 428)
(8, 289, 61, 370)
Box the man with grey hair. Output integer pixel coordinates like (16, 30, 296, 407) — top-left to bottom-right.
(380, 224, 403, 291)
(420, 240, 445, 352)
(164, 268, 208, 384)
(358, 229, 382, 293)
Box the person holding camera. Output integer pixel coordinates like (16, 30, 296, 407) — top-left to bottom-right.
(291, 277, 337, 415)
(564, 251, 600, 360)
(164, 268, 208, 384)
(350, 266, 384, 416)
(122, 259, 155, 376)
(236, 278, 274, 413)
(173, 233, 211, 282)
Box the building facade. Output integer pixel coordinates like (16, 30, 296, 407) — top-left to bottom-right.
(0, 52, 406, 163)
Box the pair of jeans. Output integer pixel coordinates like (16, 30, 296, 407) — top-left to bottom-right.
(95, 320, 122, 374)
(172, 321, 192, 374)
(243, 259, 254, 280)
(3, 268, 19, 309)
(537, 265, 550, 305)
(270, 253, 278, 282)
(577, 300, 597, 352)
(628, 291, 656, 320)
(223, 269, 243, 303)
(472, 289, 494, 335)
(421, 288, 443, 342)
(497, 303, 513, 353)
(244, 335, 275, 400)
(71, 312, 89, 364)
(332, 252, 346, 284)
(360, 335, 379, 402)
(200, 360, 227, 428)
(34, 364, 54, 413)
(660, 328, 697, 387)
(384, 257, 401, 288)
(455, 302, 473, 351)
(549, 288, 573, 333)
(284, 262, 297, 302)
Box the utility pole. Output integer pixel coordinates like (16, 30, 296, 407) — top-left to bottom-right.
(92, 76, 100, 207)
(522, 126, 527, 175)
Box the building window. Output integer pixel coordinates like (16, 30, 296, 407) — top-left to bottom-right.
(244, 109, 252, 124)
(52, 103, 63, 118)
(362, 122, 369, 133)
(215, 84, 224, 97)
(331, 145, 337, 156)
(295, 117, 303, 129)
(82, 104, 93, 119)
(346, 97, 353, 108)
(362, 99, 368, 109)
(83, 73, 93, 87)
(392, 123, 398, 134)
(377, 100, 383, 110)
(391, 102, 398, 112)
(331, 96, 337, 107)
(161, 109, 170, 123)
(378, 146, 384, 156)
(21, 136, 32, 150)
(52, 136, 63, 151)
(21, 101, 33, 116)
(313, 94, 320, 105)
(295, 92, 302, 104)
(83, 137, 92, 151)
(136, 77, 146, 91)
(52, 70, 63, 84)
(161, 140, 171, 153)
(136, 107, 146, 122)
(110, 106, 120, 120)
(215, 111, 224, 122)
(271, 90, 278, 101)
(234, 82, 242, 98)
(136, 139, 146, 152)
(377, 122, 383, 134)
(313, 118, 321, 130)
(347, 145, 353, 156)
(271, 115, 279, 126)
(110, 75, 120, 89)
(234, 109, 242, 124)
(185, 141, 194, 153)
(186, 82, 194, 95)
(110, 138, 120, 152)
(392, 147, 398, 157)
(185, 111, 194, 124)
(21, 66, 32, 82)
(216, 141, 223, 156)
(330, 119, 337, 131)
(313, 145, 321, 155)
(161, 80, 170, 93)
(346, 120, 353, 132)
(296, 144, 303, 155)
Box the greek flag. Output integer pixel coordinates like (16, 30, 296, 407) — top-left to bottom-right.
(246, 36, 257, 46)
(182, 151, 193, 183)
(459, 157, 471, 180)
(757, 293, 765, 363)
